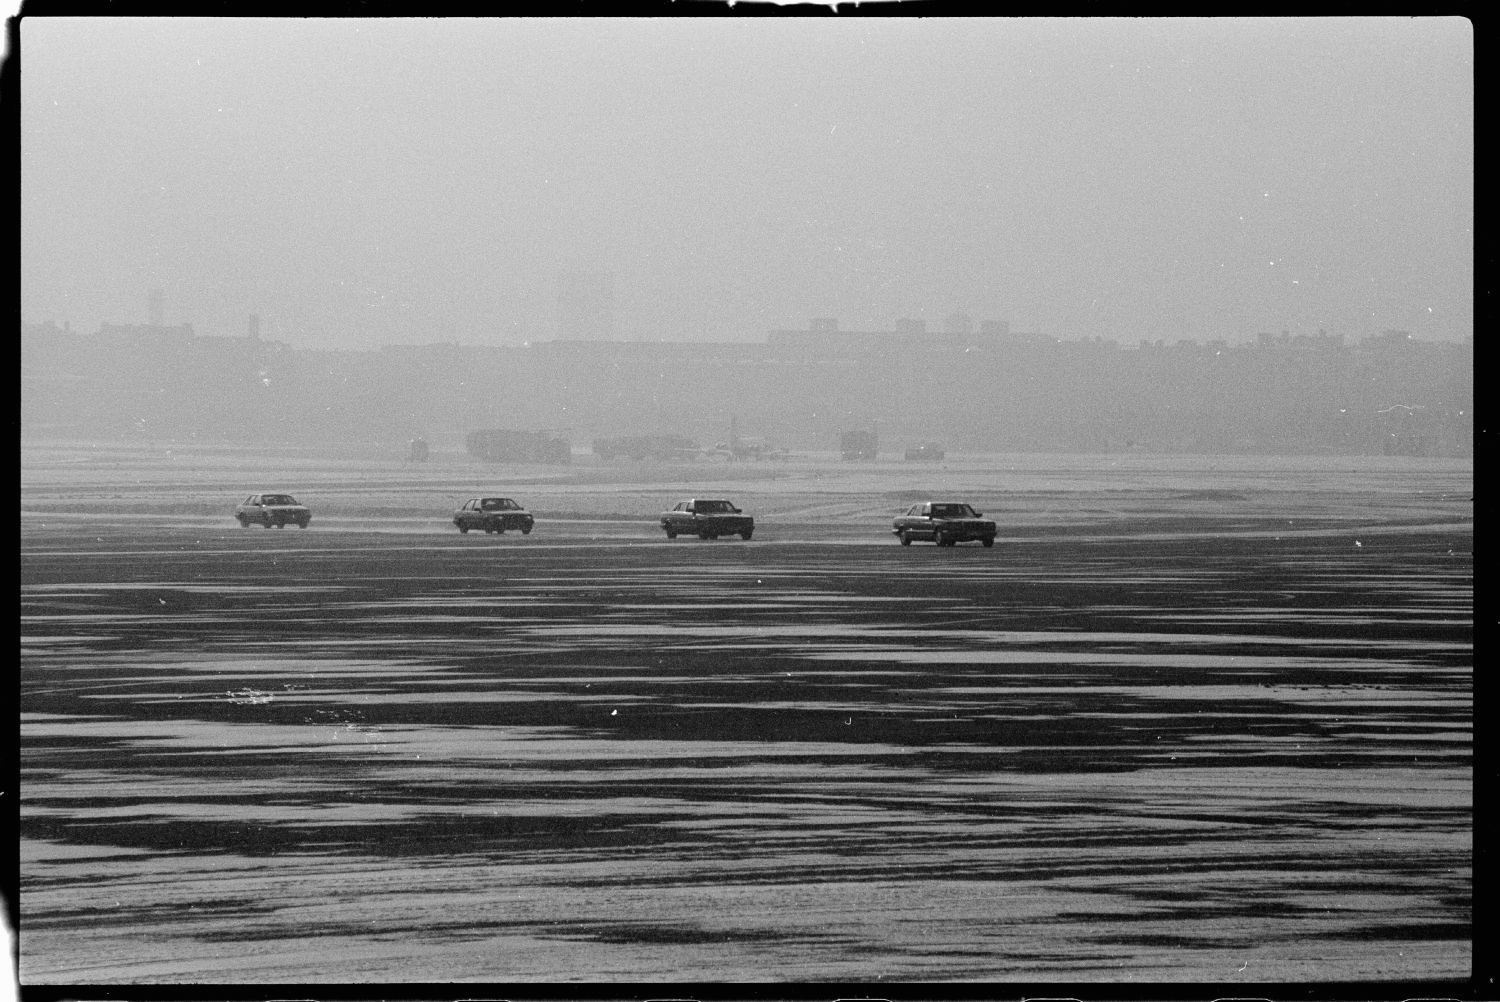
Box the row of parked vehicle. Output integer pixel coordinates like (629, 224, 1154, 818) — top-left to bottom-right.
(234, 494, 998, 547)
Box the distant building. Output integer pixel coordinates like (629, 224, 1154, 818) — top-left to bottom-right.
(768, 314, 1010, 355)
(23, 320, 72, 337)
(97, 322, 195, 341)
(20, 308, 1469, 458)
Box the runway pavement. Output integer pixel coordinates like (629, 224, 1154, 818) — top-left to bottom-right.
(19, 450, 1473, 984)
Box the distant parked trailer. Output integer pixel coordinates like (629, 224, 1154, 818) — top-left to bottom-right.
(465, 429, 572, 464)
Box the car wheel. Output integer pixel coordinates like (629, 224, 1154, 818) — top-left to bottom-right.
(899, 531, 911, 546)
(665, 530, 676, 539)
(237, 517, 249, 528)
(740, 530, 753, 540)
(297, 520, 309, 529)
(982, 537, 994, 548)
(262, 519, 275, 528)
(521, 528, 531, 535)
(459, 525, 469, 533)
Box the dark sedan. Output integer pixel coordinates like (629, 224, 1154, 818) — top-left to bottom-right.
(454, 497, 534, 535)
(893, 501, 995, 547)
(660, 498, 754, 540)
(235, 493, 311, 529)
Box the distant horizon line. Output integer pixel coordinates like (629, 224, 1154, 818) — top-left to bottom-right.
(21, 318, 1475, 352)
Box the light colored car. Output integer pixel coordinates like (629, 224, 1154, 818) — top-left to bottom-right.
(660, 498, 754, 540)
(893, 501, 995, 547)
(235, 493, 311, 529)
(453, 497, 534, 534)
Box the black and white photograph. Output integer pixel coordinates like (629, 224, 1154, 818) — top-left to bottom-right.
(17, 15, 1474, 993)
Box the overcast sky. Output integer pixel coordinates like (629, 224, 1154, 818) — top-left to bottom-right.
(21, 17, 1472, 348)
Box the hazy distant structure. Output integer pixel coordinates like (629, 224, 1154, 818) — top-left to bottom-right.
(943, 312, 975, 338)
(768, 315, 1012, 355)
(248, 314, 261, 340)
(1163, 305, 1190, 342)
(465, 429, 571, 464)
(97, 321, 194, 341)
(557, 271, 615, 341)
(148, 288, 164, 327)
(768, 319, 888, 354)
(19, 317, 1472, 458)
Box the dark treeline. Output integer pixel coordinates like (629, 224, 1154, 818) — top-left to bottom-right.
(20, 324, 1473, 458)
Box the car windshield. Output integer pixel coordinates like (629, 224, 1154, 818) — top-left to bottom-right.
(262, 495, 297, 506)
(932, 503, 976, 518)
(695, 500, 734, 513)
(481, 498, 517, 511)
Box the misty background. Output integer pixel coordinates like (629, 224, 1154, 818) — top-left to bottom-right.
(22, 17, 1472, 348)
(19, 17, 1472, 459)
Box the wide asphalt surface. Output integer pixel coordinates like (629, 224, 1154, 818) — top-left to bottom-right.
(19, 451, 1473, 985)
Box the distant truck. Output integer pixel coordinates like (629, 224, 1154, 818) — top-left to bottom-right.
(593, 434, 700, 461)
(840, 429, 878, 461)
(904, 442, 945, 462)
(465, 429, 572, 465)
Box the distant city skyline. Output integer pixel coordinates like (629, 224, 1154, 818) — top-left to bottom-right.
(22, 307, 1472, 459)
(21, 17, 1473, 349)
(24, 278, 1469, 350)
(23, 287, 1459, 350)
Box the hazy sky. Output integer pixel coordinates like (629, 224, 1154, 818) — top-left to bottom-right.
(21, 17, 1472, 348)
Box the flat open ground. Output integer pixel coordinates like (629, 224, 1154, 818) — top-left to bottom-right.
(19, 445, 1473, 985)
